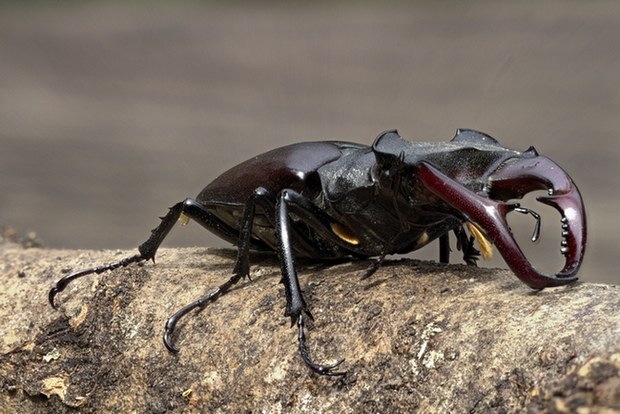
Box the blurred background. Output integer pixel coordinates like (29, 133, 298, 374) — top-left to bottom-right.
(0, 1, 617, 284)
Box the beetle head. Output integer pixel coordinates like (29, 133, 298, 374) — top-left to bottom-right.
(374, 129, 587, 289)
(372, 129, 536, 197)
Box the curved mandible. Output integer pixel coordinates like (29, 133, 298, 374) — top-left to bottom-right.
(416, 161, 586, 289)
(488, 155, 586, 280)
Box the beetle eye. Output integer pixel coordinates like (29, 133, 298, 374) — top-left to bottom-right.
(378, 170, 393, 190)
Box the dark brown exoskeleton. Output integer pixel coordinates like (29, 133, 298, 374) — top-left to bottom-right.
(50, 129, 586, 376)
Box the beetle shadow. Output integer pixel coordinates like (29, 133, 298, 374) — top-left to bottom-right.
(185, 247, 281, 275)
(360, 258, 427, 291)
(290, 256, 455, 292)
(521, 280, 583, 296)
(203, 247, 279, 265)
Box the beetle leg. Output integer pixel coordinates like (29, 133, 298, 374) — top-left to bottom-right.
(274, 187, 374, 316)
(438, 225, 481, 267)
(360, 222, 413, 279)
(391, 217, 465, 267)
(139, 198, 269, 262)
(162, 273, 244, 353)
(297, 314, 345, 376)
(423, 218, 473, 266)
(49, 253, 144, 309)
(163, 188, 275, 351)
(276, 189, 349, 376)
(362, 167, 415, 279)
(439, 233, 450, 264)
(49, 197, 266, 308)
(49, 198, 252, 308)
(458, 226, 481, 266)
(275, 190, 312, 324)
(232, 188, 270, 278)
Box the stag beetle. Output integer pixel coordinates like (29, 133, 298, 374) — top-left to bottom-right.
(49, 129, 586, 376)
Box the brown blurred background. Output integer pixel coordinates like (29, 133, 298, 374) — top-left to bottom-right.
(0, 1, 617, 284)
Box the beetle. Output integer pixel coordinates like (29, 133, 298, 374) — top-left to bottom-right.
(49, 129, 586, 376)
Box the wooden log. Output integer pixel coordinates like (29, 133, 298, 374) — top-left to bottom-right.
(0, 241, 618, 413)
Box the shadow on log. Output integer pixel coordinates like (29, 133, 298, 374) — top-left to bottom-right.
(0, 240, 619, 413)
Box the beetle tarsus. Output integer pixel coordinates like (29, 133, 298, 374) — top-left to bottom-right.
(361, 257, 382, 280)
(297, 314, 346, 377)
(462, 236, 481, 266)
(163, 329, 179, 353)
(48, 287, 60, 310)
(454, 227, 480, 266)
(361, 227, 409, 280)
(49, 253, 144, 308)
(163, 273, 245, 353)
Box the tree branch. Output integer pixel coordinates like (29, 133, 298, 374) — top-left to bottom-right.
(1, 242, 618, 412)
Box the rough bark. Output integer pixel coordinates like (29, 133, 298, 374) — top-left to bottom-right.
(0, 240, 618, 413)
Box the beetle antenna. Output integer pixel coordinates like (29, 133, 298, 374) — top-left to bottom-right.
(513, 207, 541, 242)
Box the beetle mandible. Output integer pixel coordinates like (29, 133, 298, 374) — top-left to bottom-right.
(49, 129, 587, 376)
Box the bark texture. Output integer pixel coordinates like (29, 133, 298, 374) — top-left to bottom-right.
(0, 240, 619, 413)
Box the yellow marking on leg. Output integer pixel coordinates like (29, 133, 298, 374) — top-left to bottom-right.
(179, 213, 190, 226)
(466, 222, 493, 260)
(331, 223, 359, 245)
(415, 232, 430, 249)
